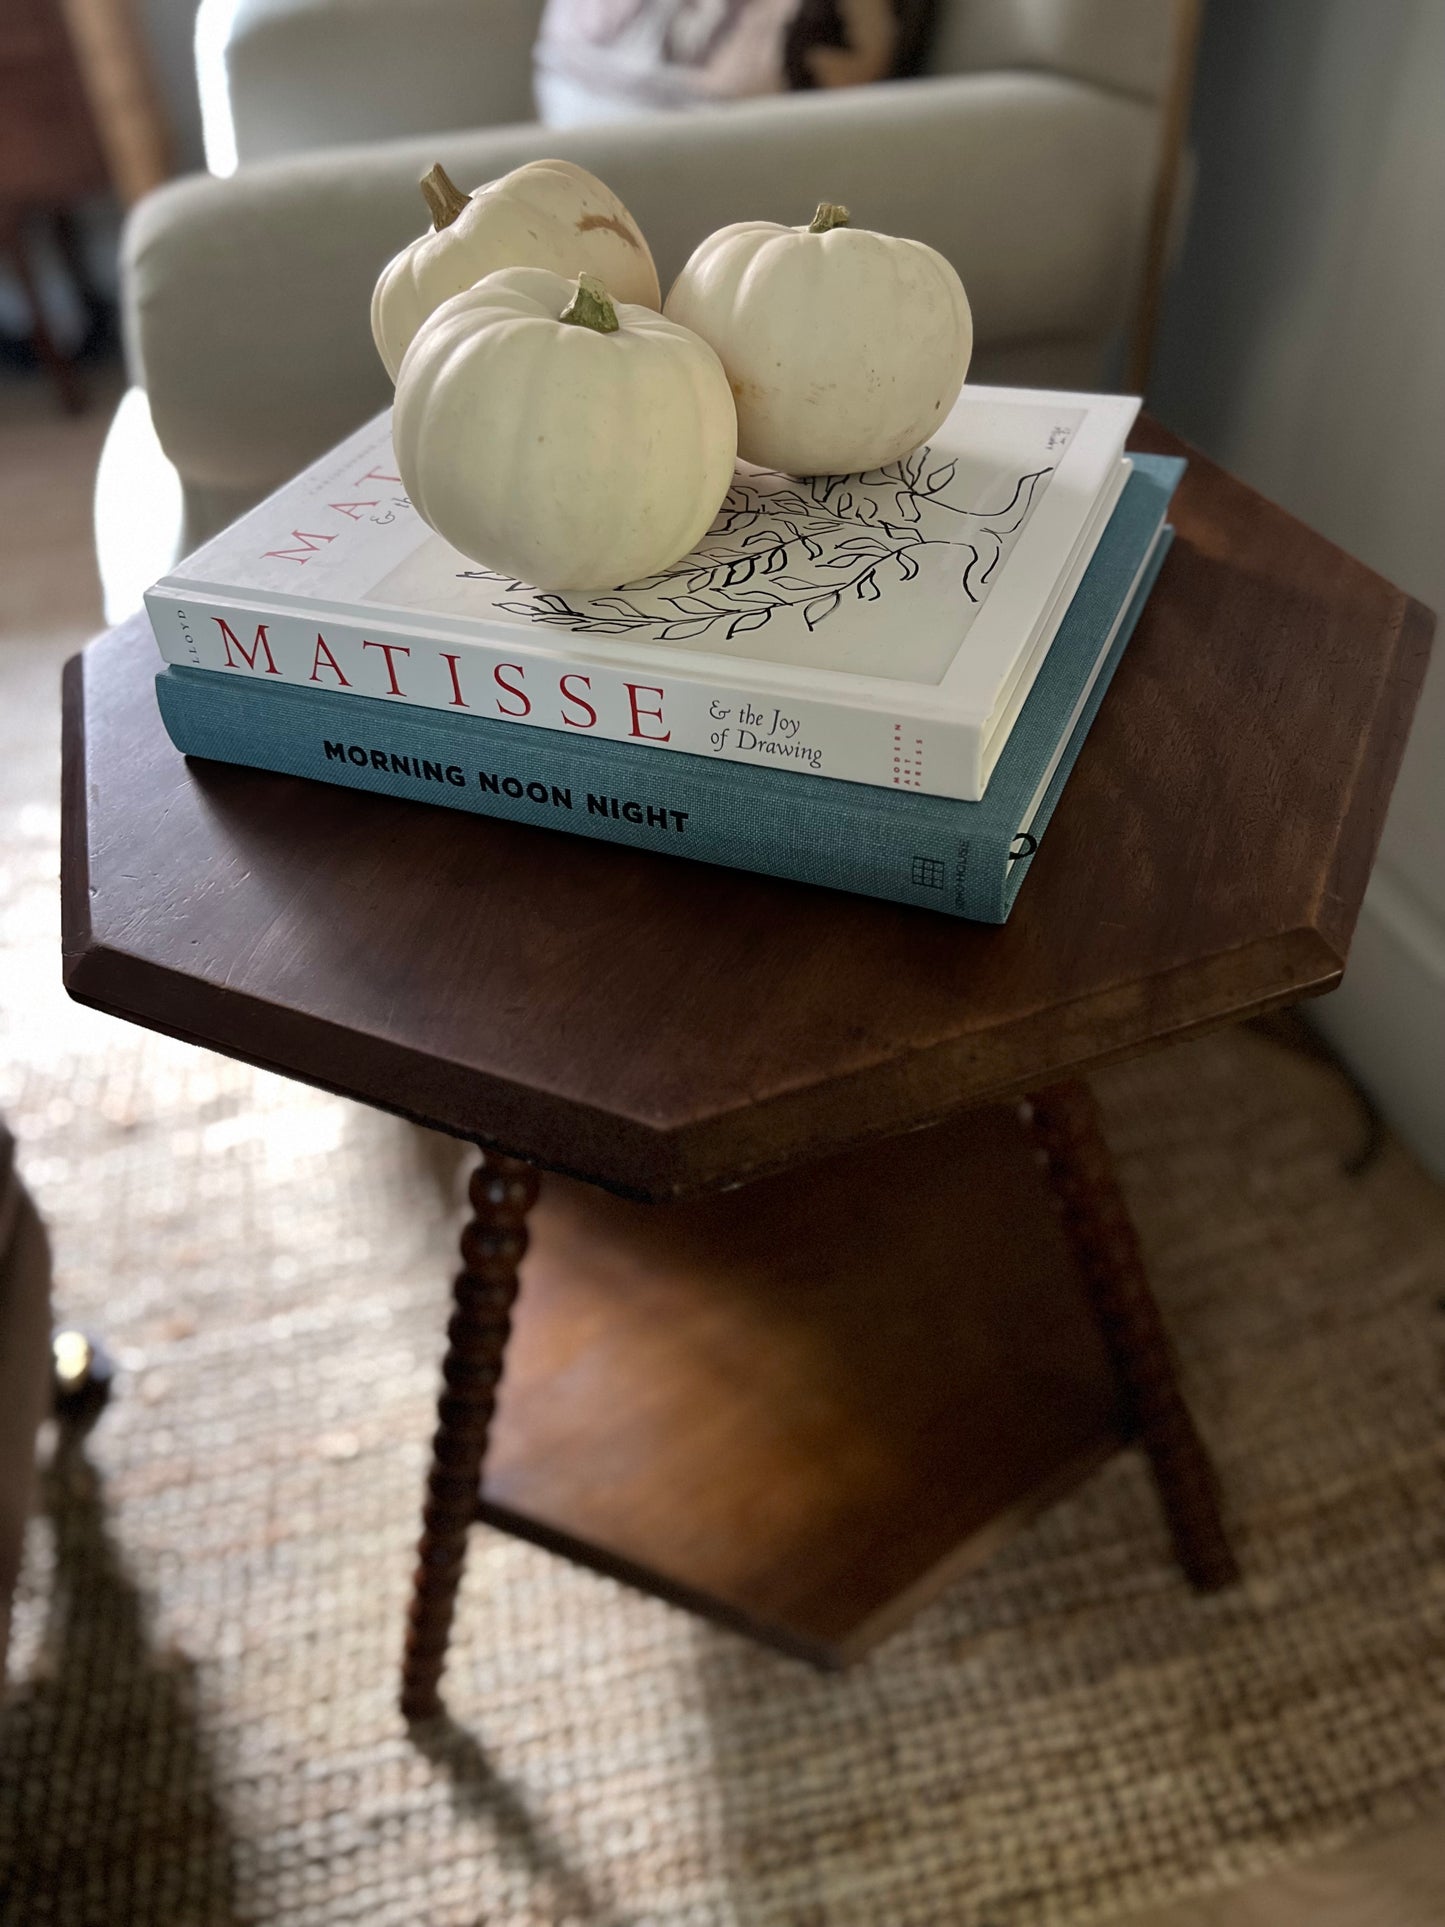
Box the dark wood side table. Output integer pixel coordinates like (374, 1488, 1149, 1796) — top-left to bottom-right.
(61, 424, 1432, 1720)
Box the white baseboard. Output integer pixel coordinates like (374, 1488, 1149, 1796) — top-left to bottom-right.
(1309, 862, 1445, 1180)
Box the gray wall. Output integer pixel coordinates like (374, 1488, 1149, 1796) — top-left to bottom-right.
(1150, 0, 1445, 1174)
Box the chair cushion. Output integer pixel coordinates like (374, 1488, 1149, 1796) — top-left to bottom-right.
(202, 0, 548, 171)
(926, 0, 1181, 103)
(533, 0, 938, 127)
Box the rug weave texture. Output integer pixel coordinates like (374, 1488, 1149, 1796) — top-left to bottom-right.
(2, 778, 1444, 1921)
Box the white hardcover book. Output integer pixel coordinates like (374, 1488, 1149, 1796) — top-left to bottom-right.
(145, 384, 1140, 802)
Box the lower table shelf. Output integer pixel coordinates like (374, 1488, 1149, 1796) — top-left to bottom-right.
(477, 1106, 1129, 1666)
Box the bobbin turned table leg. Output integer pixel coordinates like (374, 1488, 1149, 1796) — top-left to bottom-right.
(1025, 1080, 1240, 1592)
(401, 1150, 540, 1721)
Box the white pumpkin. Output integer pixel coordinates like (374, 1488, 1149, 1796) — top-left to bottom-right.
(371, 158, 661, 381)
(664, 203, 972, 477)
(393, 266, 738, 591)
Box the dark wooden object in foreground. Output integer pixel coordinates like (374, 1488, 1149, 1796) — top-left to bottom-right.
(1026, 1082, 1238, 1591)
(403, 1152, 537, 1721)
(61, 423, 1431, 1717)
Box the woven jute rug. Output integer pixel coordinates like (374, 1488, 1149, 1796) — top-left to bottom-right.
(2, 658, 1444, 1920)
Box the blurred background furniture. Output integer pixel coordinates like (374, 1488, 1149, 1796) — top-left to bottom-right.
(0, 0, 113, 410)
(58, 0, 172, 206)
(98, 0, 1199, 611)
(0, 0, 168, 410)
(0, 1123, 53, 1675)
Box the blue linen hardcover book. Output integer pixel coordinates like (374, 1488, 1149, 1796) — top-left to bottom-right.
(155, 455, 1182, 922)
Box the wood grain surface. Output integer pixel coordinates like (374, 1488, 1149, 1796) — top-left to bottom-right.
(403, 1151, 539, 1719)
(62, 422, 1434, 1198)
(472, 1106, 1125, 1665)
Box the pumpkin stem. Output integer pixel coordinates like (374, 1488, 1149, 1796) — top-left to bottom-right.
(419, 163, 470, 231)
(559, 272, 620, 334)
(808, 202, 851, 234)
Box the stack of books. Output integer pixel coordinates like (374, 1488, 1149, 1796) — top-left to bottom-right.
(147, 386, 1181, 921)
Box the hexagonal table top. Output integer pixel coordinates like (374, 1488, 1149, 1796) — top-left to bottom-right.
(62, 423, 1431, 1201)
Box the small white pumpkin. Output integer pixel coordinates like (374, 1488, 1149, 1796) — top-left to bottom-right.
(371, 158, 661, 381)
(393, 266, 738, 591)
(664, 202, 972, 477)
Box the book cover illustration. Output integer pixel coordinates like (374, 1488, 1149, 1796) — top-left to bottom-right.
(367, 396, 1085, 687)
(149, 387, 1139, 799)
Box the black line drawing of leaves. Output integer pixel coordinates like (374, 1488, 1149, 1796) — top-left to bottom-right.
(727, 609, 773, 637)
(658, 618, 719, 641)
(664, 593, 733, 616)
(949, 466, 1051, 528)
(978, 466, 1048, 527)
(978, 471, 1032, 522)
(626, 566, 697, 594)
(463, 434, 1061, 645)
(713, 502, 761, 532)
(589, 595, 649, 617)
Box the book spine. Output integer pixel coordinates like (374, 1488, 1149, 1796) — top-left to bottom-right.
(143, 586, 985, 803)
(154, 669, 1017, 921)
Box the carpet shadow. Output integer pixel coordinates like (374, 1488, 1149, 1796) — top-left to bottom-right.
(411, 1713, 634, 1926)
(690, 1633, 929, 1927)
(0, 1435, 245, 1924)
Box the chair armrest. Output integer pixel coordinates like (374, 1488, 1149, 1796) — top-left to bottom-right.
(927, 0, 1183, 104)
(126, 71, 1157, 504)
(197, 0, 547, 171)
